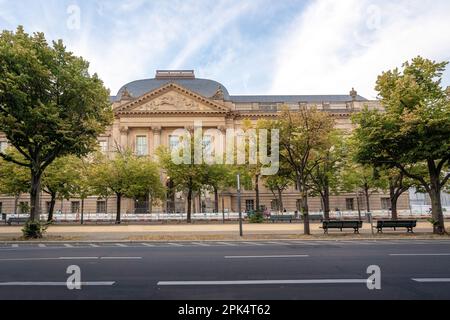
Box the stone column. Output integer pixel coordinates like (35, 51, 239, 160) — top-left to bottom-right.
(152, 126, 162, 159)
(119, 126, 129, 152)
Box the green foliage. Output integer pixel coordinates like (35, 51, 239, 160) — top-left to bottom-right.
(0, 148, 29, 198)
(248, 211, 264, 224)
(352, 56, 450, 233)
(0, 26, 113, 220)
(22, 220, 49, 239)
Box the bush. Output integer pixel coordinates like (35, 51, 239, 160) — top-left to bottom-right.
(22, 220, 49, 239)
(249, 211, 264, 224)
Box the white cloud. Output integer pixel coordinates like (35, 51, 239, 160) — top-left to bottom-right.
(271, 0, 450, 99)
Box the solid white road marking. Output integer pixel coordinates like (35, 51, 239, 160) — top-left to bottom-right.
(412, 278, 450, 283)
(158, 279, 368, 286)
(225, 255, 309, 259)
(390, 253, 450, 256)
(0, 282, 115, 286)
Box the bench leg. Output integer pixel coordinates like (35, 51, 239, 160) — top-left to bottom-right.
(377, 228, 383, 234)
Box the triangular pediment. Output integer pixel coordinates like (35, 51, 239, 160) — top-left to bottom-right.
(116, 82, 230, 115)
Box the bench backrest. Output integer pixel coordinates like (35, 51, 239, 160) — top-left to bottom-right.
(323, 221, 362, 228)
(377, 220, 417, 228)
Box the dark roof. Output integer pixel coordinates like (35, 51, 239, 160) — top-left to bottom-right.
(229, 95, 367, 103)
(113, 78, 230, 102)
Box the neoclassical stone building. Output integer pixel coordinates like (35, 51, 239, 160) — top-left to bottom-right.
(0, 70, 410, 216)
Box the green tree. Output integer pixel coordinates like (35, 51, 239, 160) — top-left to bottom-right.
(158, 145, 206, 223)
(307, 131, 345, 220)
(277, 107, 335, 235)
(42, 156, 79, 222)
(0, 148, 29, 215)
(264, 166, 293, 213)
(353, 57, 450, 234)
(202, 164, 235, 213)
(90, 150, 163, 224)
(0, 27, 112, 224)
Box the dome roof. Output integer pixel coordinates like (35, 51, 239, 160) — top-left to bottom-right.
(114, 71, 230, 101)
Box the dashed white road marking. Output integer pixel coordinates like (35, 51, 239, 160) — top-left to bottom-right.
(167, 243, 184, 247)
(100, 257, 142, 260)
(141, 243, 155, 247)
(115, 244, 128, 247)
(11, 244, 19, 248)
(64, 244, 74, 248)
(225, 255, 309, 259)
(413, 278, 450, 283)
(216, 242, 236, 246)
(241, 242, 264, 246)
(191, 242, 211, 247)
(390, 253, 450, 256)
(288, 241, 319, 246)
(264, 242, 287, 246)
(158, 279, 368, 286)
(38, 244, 46, 248)
(0, 282, 115, 286)
(89, 244, 99, 248)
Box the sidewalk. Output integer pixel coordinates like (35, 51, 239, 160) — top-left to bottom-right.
(1, 222, 448, 241)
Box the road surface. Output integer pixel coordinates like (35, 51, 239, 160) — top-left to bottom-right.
(0, 240, 449, 300)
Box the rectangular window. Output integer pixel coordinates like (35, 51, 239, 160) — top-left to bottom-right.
(136, 136, 148, 156)
(99, 140, 108, 153)
(381, 198, 391, 210)
(346, 198, 355, 211)
(169, 135, 180, 152)
(96, 200, 106, 214)
(71, 201, 80, 214)
(245, 200, 255, 212)
(203, 135, 213, 158)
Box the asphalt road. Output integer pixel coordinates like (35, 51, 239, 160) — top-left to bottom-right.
(0, 240, 449, 300)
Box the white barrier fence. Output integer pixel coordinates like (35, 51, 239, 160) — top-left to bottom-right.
(2, 206, 449, 223)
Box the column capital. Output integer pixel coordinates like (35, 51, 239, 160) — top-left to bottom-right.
(152, 126, 162, 134)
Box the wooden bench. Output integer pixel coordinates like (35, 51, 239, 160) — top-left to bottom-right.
(323, 220, 363, 234)
(270, 215, 294, 223)
(7, 217, 29, 226)
(376, 220, 417, 233)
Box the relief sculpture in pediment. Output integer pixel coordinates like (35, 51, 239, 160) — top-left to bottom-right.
(136, 92, 209, 112)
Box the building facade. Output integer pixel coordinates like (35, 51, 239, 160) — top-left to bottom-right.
(0, 70, 411, 216)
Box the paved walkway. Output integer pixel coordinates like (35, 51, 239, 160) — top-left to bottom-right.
(0, 222, 448, 241)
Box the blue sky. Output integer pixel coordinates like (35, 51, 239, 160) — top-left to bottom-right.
(1, 0, 449, 99)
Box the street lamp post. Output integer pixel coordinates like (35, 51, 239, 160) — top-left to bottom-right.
(237, 174, 243, 237)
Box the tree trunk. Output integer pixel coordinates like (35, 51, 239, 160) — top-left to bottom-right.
(364, 184, 371, 213)
(255, 174, 260, 212)
(13, 194, 19, 216)
(187, 187, 192, 224)
(277, 188, 284, 213)
(29, 169, 43, 222)
(81, 198, 85, 225)
(298, 176, 310, 235)
(198, 193, 202, 214)
(214, 187, 219, 214)
(47, 193, 56, 222)
(115, 193, 122, 224)
(428, 161, 445, 234)
(323, 184, 331, 221)
(391, 195, 399, 221)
